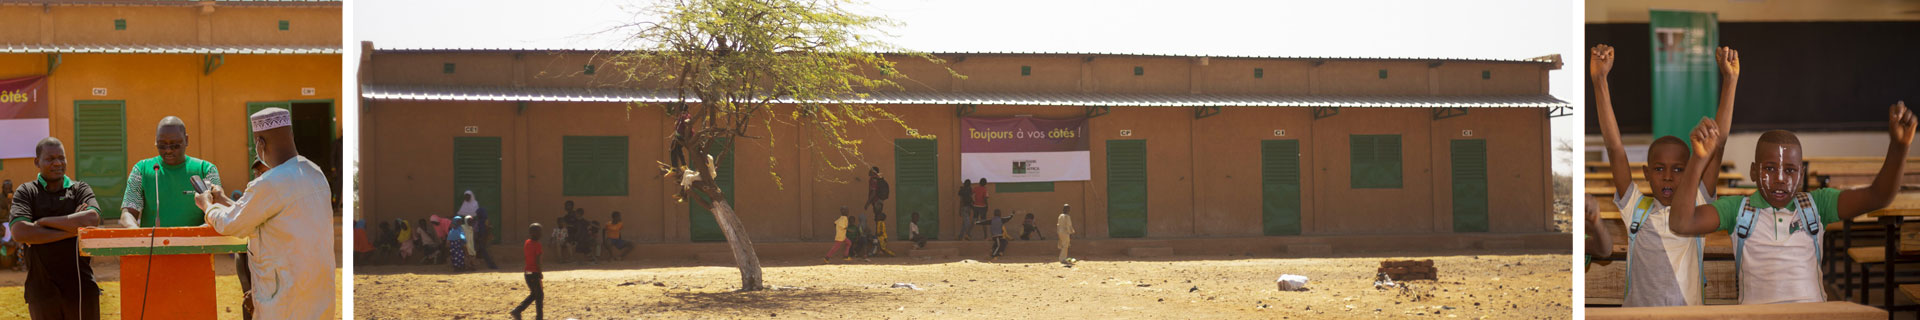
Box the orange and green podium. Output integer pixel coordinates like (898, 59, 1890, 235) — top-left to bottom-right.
(78, 226, 248, 320)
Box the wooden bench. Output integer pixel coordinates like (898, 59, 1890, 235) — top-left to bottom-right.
(1586, 172, 1746, 188)
(1588, 161, 1736, 173)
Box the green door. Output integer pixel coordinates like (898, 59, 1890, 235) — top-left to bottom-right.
(453, 137, 503, 243)
(73, 101, 127, 216)
(1451, 139, 1489, 232)
(245, 102, 289, 181)
(689, 138, 734, 242)
(1261, 140, 1302, 236)
(1106, 140, 1147, 238)
(893, 138, 938, 240)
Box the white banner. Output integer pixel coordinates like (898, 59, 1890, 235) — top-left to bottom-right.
(0, 118, 49, 159)
(960, 151, 1091, 183)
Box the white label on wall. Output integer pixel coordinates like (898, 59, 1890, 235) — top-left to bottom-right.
(1274, 129, 1286, 137)
(91, 88, 107, 96)
(301, 88, 316, 96)
(1119, 129, 1133, 137)
(464, 126, 479, 134)
(1462, 129, 1474, 137)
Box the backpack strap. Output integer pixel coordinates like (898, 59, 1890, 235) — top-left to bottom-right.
(1796, 192, 1822, 239)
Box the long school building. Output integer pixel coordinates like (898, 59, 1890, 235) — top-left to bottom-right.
(0, 0, 344, 216)
(359, 44, 1568, 250)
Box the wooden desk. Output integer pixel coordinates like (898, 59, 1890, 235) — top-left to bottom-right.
(1585, 301, 1885, 320)
(1855, 194, 1920, 314)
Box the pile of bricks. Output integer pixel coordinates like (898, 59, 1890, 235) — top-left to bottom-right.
(1378, 259, 1437, 281)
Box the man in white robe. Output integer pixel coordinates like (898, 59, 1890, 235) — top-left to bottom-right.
(195, 107, 335, 319)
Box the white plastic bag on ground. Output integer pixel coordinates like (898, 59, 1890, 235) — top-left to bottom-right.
(1276, 274, 1309, 291)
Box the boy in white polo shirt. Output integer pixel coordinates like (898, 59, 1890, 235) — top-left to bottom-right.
(1591, 44, 1742, 307)
(1671, 101, 1916, 304)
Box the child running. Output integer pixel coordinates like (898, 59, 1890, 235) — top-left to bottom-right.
(510, 223, 544, 320)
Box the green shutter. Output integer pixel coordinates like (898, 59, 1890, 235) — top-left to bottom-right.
(453, 137, 503, 243)
(893, 138, 938, 240)
(1106, 140, 1147, 238)
(73, 101, 127, 217)
(1451, 139, 1490, 232)
(1350, 134, 1401, 189)
(562, 136, 629, 196)
(1261, 139, 1302, 236)
(689, 138, 733, 242)
(995, 182, 1053, 193)
(245, 102, 289, 181)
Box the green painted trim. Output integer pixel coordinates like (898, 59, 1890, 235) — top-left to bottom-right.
(84, 244, 248, 256)
(994, 182, 1053, 193)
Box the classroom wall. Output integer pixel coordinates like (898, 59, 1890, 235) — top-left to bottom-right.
(359, 50, 1560, 244)
(0, 53, 342, 195)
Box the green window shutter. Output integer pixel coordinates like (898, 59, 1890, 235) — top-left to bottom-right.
(893, 138, 938, 240)
(1020, 66, 1031, 76)
(562, 136, 628, 196)
(1350, 134, 1402, 189)
(114, 19, 126, 30)
(453, 137, 504, 243)
(245, 102, 290, 181)
(1451, 139, 1490, 232)
(1261, 139, 1302, 235)
(278, 20, 290, 31)
(1254, 68, 1264, 79)
(1106, 140, 1148, 238)
(73, 101, 127, 216)
(689, 138, 734, 242)
(995, 182, 1053, 193)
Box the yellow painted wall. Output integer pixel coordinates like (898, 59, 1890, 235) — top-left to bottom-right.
(0, 53, 342, 194)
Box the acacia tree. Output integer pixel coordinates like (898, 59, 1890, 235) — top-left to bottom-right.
(613, 0, 951, 291)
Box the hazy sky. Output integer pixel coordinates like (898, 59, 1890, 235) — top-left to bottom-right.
(349, 0, 1583, 173)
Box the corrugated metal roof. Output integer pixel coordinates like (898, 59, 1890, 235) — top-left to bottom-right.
(1, 44, 341, 54)
(371, 46, 1558, 64)
(360, 85, 1569, 108)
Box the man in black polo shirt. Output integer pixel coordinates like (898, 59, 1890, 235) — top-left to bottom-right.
(9, 137, 104, 320)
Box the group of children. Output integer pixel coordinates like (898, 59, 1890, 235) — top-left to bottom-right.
(550, 200, 635, 265)
(1587, 43, 1915, 306)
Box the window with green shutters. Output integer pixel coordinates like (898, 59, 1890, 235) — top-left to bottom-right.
(1349, 134, 1401, 189)
(562, 136, 628, 196)
(1451, 139, 1490, 232)
(1261, 139, 1302, 235)
(73, 101, 127, 216)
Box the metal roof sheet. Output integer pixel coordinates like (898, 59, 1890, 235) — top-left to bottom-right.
(360, 85, 1569, 108)
(0, 44, 342, 54)
(370, 46, 1558, 64)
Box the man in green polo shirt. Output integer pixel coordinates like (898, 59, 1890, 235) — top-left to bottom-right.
(120, 116, 221, 228)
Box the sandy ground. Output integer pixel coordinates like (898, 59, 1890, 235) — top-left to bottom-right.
(355, 250, 1570, 319)
(0, 255, 343, 319)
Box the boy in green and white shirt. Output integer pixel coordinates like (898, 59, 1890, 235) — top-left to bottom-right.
(1671, 102, 1917, 304)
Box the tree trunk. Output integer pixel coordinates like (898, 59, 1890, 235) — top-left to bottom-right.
(695, 184, 765, 291)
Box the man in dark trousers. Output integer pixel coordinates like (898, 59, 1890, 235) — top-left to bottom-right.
(865, 167, 894, 257)
(10, 137, 105, 320)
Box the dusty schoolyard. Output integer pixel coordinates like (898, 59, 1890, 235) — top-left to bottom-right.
(354, 250, 1570, 319)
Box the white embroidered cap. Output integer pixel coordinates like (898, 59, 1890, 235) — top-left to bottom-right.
(249, 107, 292, 132)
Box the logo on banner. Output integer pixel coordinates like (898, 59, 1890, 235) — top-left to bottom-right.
(1011, 160, 1040, 175)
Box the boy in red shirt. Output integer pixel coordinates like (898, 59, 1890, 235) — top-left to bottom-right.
(512, 223, 544, 320)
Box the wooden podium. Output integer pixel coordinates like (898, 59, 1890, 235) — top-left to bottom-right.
(77, 226, 248, 320)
